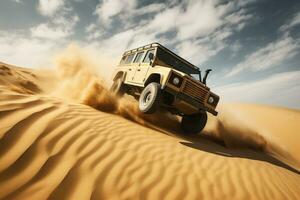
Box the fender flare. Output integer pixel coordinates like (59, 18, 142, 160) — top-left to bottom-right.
(144, 73, 162, 86)
(113, 71, 126, 82)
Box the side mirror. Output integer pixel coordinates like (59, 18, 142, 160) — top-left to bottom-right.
(149, 52, 154, 60)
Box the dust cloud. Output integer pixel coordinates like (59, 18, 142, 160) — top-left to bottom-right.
(203, 108, 267, 151)
(53, 44, 180, 131)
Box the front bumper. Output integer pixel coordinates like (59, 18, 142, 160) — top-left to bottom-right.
(165, 87, 218, 115)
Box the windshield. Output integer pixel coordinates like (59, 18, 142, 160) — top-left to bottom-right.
(191, 74, 200, 81)
(156, 47, 199, 75)
(143, 49, 155, 63)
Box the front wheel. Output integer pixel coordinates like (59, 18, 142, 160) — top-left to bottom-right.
(139, 82, 161, 114)
(181, 112, 207, 134)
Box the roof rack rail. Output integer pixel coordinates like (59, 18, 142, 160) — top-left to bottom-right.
(123, 42, 199, 70)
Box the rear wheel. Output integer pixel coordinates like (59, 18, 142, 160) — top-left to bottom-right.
(181, 112, 207, 134)
(139, 82, 161, 114)
(110, 77, 127, 97)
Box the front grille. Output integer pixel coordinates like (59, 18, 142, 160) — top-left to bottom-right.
(182, 80, 209, 104)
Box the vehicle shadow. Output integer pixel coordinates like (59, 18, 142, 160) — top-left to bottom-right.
(178, 133, 300, 175)
(125, 109, 300, 175)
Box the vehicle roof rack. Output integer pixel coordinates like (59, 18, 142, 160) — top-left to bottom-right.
(123, 42, 199, 71)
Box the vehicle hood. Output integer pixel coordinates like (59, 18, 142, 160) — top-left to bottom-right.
(170, 69, 209, 89)
(170, 68, 187, 77)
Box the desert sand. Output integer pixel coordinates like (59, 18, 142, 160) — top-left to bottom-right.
(0, 48, 300, 200)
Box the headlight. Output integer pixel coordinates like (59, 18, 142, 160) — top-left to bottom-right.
(207, 93, 219, 107)
(173, 77, 180, 85)
(168, 72, 183, 87)
(208, 96, 214, 104)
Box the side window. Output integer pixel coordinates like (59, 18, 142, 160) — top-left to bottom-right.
(143, 49, 155, 63)
(124, 54, 134, 64)
(133, 51, 144, 63)
(120, 55, 127, 64)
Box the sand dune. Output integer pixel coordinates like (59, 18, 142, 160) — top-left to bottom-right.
(0, 60, 300, 200)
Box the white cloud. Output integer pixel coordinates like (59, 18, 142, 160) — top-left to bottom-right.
(90, 0, 255, 66)
(173, 27, 232, 65)
(227, 35, 300, 76)
(176, 35, 225, 65)
(88, 29, 135, 58)
(38, 0, 65, 17)
(176, 0, 222, 40)
(215, 70, 300, 109)
(225, 9, 253, 31)
(52, 15, 79, 26)
(94, 0, 137, 25)
(169, 1, 252, 64)
(0, 31, 63, 68)
(85, 23, 103, 40)
(85, 23, 97, 33)
(30, 24, 69, 40)
(131, 0, 229, 41)
(87, 31, 103, 40)
(94, 0, 165, 30)
(1, 0, 79, 67)
(132, 3, 165, 16)
(142, 6, 180, 34)
(280, 11, 300, 32)
(30, 15, 79, 40)
(176, 41, 214, 65)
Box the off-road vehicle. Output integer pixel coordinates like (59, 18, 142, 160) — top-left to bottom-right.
(111, 43, 219, 133)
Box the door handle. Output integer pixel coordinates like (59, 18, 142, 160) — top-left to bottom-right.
(137, 69, 141, 71)
(129, 69, 132, 71)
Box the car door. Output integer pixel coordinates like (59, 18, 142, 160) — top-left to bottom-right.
(133, 49, 154, 84)
(132, 51, 146, 84)
(123, 53, 136, 82)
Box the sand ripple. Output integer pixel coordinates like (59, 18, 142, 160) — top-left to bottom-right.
(0, 88, 299, 200)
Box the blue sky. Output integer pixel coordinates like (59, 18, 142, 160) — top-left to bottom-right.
(0, 0, 300, 109)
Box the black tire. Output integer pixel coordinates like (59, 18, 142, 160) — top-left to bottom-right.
(110, 77, 127, 97)
(181, 112, 207, 134)
(139, 82, 161, 114)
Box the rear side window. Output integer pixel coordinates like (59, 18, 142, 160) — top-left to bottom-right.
(133, 51, 144, 63)
(120, 55, 127, 64)
(124, 54, 135, 64)
(143, 49, 155, 63)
